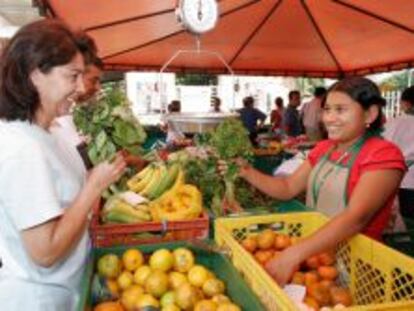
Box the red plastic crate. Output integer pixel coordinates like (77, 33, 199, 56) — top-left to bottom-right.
(89, 201, 209, 247)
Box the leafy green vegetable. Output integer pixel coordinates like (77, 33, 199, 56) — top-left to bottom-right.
(209, 118, 253, 214)
(184, 157, 224, 215)
(209, 118, 253, 160)
(73, 87, 147, 165)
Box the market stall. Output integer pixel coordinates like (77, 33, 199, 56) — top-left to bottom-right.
(29, 1, 414, 310)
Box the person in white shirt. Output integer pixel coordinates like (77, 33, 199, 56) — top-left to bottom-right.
(301, 87, 326, 141)
(50, 34, 104, 183)
(383, 86, 414, 220)
(0, 20, 126, 310)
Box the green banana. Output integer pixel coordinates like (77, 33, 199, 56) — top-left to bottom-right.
(148, 163, 179, 200)
(127, 166, 155, 192)
(139, 165, 163, 198)
(104, 210, 145, 224)
(109, 201, 151, 221)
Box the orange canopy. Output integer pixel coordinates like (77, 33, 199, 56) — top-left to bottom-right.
(44, 0, 414, 77)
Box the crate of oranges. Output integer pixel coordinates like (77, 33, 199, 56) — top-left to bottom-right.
(78, 241, 265, 311)
(214, 212, 414, 311)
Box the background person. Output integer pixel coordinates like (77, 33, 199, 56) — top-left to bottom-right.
(283, 90, 303, 137)
(270, 96, 284, 134)
(383, 86, 414, 221)
(228, 77, 405, 285)
(210, 96, 222, 112)
(301, 86, 327, 141)
(0, 19, 125, 310)
(163, 100, 186, 145)
(238, 96, 266, 146)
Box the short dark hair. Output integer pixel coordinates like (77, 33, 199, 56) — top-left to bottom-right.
(0, 19, 80, 122)
(74, 32, 104, 71)
(243, 96, 254, 107)
(401, 85, 414, 106)
(211, 96, 221, 105)
(327, 77, 385, 131)
(74, 32, 98, 65)
(169, 100, 181, 112)
(275, 97, 284, 108)
(314, 87, 327, 97)
(288, 90, 300, 100)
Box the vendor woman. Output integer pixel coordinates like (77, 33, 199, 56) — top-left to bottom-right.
(235, 77, 406, 285)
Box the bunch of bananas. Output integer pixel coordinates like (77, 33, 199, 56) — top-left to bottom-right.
(126, 162, 180, 200)
(101, 193, 152, 224)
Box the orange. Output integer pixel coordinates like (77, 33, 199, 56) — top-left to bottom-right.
(93, 301, 124, 311)
(274, 234, 291, 250)
(307, 282, 331, 306)
(145, 270, 169, 298)
(257, 229, 275, 250)
(304, 296, 320, 311)
(305, 255, 320, 270)
(241, 236, 257, 253)
(122, 249, 144, 272)
(133, 265, 151, 286)
(290, 271, 305, 285)
(194, 299, 218, 311)
(168, 271, 188, 289)
(211, 294, 230, 305)
(135, 294, 160, 309)
(161, 304, 180, 311)
(97, 254, 122, 279)
(175, 283, 202, 310)
(173, 247, 195, 273)
(317, 266, 338, 281)
(254, 250, 274, 265)
(160, 290, 176, 307)
(330, 286, 353, 307)
(318, 251, 336, 266)
(121, 285, 144, 310)
(117, 270, 134, 291)
(202, 278, 225, 297)
(304, 271, 320, 287)
(188, 265, 210, 287)
(216, 302, 241, 311)
(150, 249, 174, 272)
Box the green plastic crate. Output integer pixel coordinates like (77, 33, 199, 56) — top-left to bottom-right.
(77, 241, 265, 311)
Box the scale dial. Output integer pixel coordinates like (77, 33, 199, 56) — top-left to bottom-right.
(177, 0, 219, 34)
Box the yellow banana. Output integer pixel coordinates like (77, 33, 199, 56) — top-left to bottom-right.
(169, 167, 185, 193)
(139, 166, 161, 197)
(127, 166, 155, 192)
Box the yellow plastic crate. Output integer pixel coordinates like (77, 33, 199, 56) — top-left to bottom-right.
(214, 212, 414, 311)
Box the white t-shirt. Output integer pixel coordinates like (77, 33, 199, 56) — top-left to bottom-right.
(50, 115, 87, 185)
(383, 114, 414, 189)
(0, 120, 90, 311)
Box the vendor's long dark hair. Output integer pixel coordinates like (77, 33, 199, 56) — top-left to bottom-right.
(0, 19, 79, 122)
(327, 77, 386, 131)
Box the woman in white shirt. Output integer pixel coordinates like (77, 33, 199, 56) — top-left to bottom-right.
(0, 20, 125, 310)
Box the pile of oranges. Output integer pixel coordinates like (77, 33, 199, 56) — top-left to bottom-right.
(241, 229, 352, 310)
(93, 247, 242, 311)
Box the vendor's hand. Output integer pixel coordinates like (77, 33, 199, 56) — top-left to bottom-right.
(88, 153, 126, 193)
(264, 247, 302, 287)
(217, 158, 250, 178)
